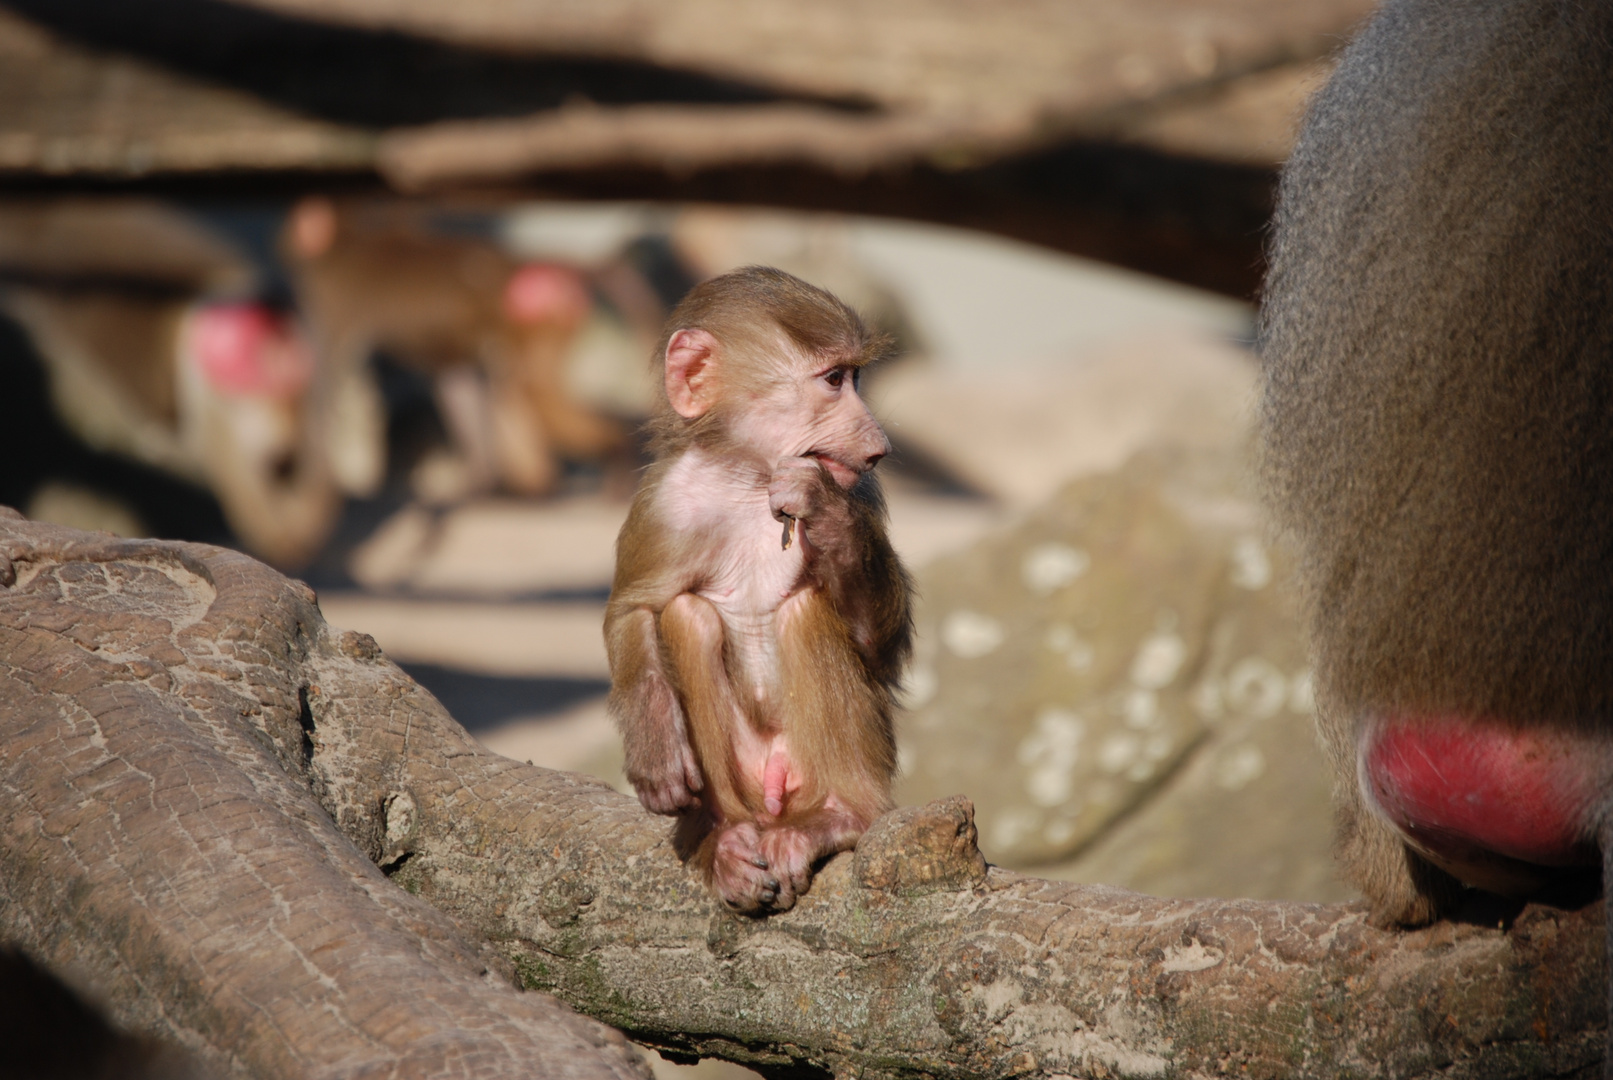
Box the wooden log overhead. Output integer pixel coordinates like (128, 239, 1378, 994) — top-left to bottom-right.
(0, 0, 1375, 294)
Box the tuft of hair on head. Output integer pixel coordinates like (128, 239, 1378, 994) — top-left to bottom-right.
(648, 266, 891, 452)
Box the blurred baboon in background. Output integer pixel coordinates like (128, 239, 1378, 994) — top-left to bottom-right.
(4, 288, 341, 568)
(1261, 0, 1613, 931)
(282, 197, 627, 502)
(0, 199, 342, 567)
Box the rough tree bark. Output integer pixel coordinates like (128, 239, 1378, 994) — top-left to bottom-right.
(0, 509, 1604, 1080)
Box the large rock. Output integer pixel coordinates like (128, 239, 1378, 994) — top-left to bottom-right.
(896, 445, 1345, 902)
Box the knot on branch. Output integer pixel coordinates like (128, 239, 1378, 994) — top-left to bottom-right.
(339, 630, 384, 662)
(538, 879, 597, 928)
(379, 790, 421, 876)
(854, 795, 987, 894)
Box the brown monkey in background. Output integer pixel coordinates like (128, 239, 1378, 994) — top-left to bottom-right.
(282, 197, 625, 499)
(606, 266, 912, 913)
(1260, 0, 1613, 937)
(4, 288, 340, 567)
(0, 198, 342, 566)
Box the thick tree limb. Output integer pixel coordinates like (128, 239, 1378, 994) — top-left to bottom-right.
(0, 511, 647, 1080)
(0, 511, 1604, 1079)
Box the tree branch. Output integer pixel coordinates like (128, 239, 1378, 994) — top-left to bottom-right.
(0, 511, 1603, 1079)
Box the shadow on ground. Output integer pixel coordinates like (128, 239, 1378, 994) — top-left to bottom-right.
(396, 662, 609, 732)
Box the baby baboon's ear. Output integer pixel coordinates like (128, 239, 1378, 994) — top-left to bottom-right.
(664, 328, 721, 419)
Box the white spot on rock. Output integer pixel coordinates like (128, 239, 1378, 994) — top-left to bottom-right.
(1018, 707, 1084, 765)
(941, 610, 1005, 659)
(1225, 657, 1287, 718)
(1043, 815, 1080, 846)
(1130, 632, 1186, 689)
(1022, 542, 1090, 594)
(1216, 744, 1267, 791)
(1046, 623, 1095, 671)
(1121, 689, 1159, 729)
(990, 808, 1041, 852)
(1020, 708, 1085, 808)
(1027, 769, 1072, 808)
(1098, 732, 1141, 775)
(1230, 536, 1272, 590)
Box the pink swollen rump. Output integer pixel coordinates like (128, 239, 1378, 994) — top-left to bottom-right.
(502, 263, 590, 328)
(1364, 713, 1600, 869)
(186, 303, 313, 400)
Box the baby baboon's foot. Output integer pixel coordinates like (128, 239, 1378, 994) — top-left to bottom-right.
(711, 822, 792, 913)
(757, 827, 820, 903)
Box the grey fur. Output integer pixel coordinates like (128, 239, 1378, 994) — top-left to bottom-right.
(1260, 0, 1613, 927)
